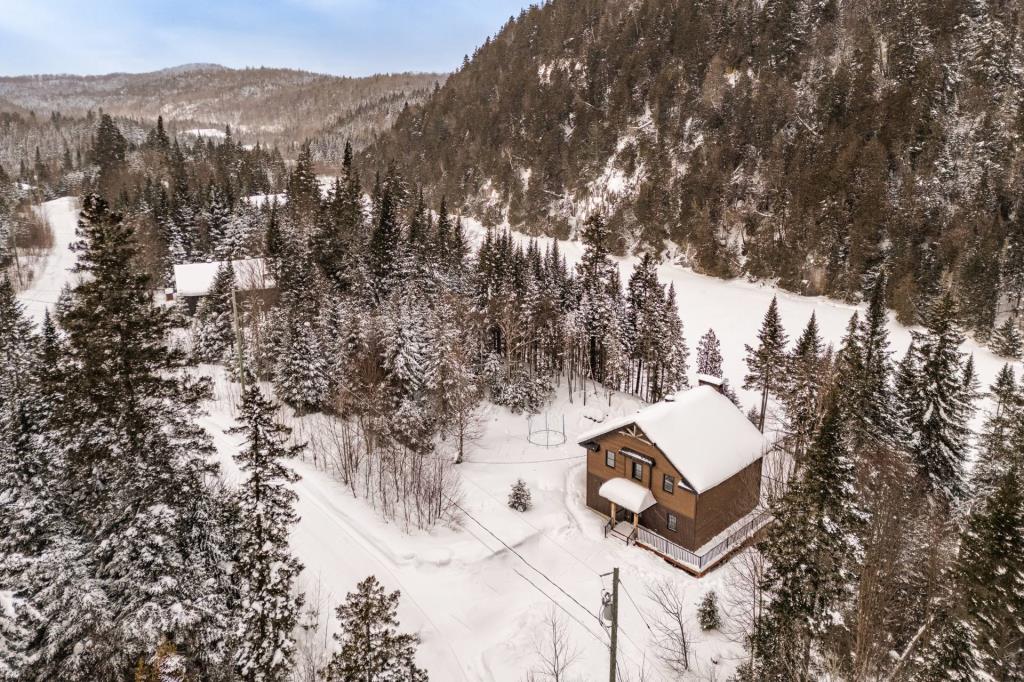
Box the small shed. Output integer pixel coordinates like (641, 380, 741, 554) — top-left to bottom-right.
(579, 385, 767, 554)
(171, 258, 276, 313)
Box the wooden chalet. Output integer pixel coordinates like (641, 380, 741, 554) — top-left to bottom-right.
(578, 383, 767, 571)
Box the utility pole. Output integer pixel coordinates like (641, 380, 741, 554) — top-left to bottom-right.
(231, 287, 246, 394)
(609, 567, 619, 682)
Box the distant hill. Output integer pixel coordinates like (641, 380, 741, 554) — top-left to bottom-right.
(0, 64, 445, 155)
(364, 0, 1024, 334)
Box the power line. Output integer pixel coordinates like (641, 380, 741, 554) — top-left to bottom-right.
(453, 499, 598, 622)
(619, 578, 656, 634)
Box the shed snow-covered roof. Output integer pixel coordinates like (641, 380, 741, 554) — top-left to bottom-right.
(578, 385, 768, 494)
(172, 258, 270, 297)
(599, 477, 657, 514)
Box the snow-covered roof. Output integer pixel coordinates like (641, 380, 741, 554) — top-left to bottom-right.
(578, 385, 767, 494)
(598, 477, 657, 514)
(695, 373, 723, 386)
(172, 258, 270, 297)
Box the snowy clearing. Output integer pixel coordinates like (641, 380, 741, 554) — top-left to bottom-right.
(17, 196, 1020, 680)
(15, 197, 80, 323)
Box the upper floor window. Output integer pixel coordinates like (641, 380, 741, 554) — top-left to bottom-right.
(605, 450, 615, 468)
(632, 461, 643, 481)
(662, 474, 674, 494)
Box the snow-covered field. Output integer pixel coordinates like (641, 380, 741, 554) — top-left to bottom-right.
(16, 197, 80, 323)
(17, 197, 1020, 680)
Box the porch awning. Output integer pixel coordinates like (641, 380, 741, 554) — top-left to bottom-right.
(599, 477, 657, 514)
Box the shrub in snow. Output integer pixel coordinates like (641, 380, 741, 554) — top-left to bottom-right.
(508, 478, 532, 512)
(698, 591, 721, 631)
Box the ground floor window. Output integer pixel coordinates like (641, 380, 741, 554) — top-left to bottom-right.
(631, 461, 643, 481)
(667, 512, 678, 532)
(605, 450, 615, 468)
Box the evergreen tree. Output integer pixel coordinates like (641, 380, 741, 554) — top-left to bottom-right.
(903, 294, 971, 502)
(286, 142, 320, 219)
(230, 384, 305, 682)
(575, 215, 626, 385)
(955, 464, 1024, 679)
(369, 171, 403, 301)
(93, 114, 127, 194)
(323, 576, 428, 682)
(193, 261, 236, 364)
(659, 282, 690, 398)
(697, 591, 721, 631)
(744, 296, 788, 432)
(508, 478, 532, 512)
(753, 398, 863, 680)
(781, 313, 827, 462)
(850, 274, 896, 447)
(975, 364, 1022, 491)
(990, 317, 1023, 359)
(696, 328, 724, 377)
(29, 194, 236, 679)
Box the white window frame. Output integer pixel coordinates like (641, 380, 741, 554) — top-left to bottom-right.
(605, 449, 616, 468)
(667, 513, 678, 532)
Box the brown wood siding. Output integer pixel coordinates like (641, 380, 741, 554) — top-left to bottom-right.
(693, 458, 763, 548)
(584, 424, 762, 551)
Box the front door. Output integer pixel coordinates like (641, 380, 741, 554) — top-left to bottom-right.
(615, 506, 631, 523)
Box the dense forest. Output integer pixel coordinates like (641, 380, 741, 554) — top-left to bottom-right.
(365, 0, 1024, 339)
(0, 64, 442, 155)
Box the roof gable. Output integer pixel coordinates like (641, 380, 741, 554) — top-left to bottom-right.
(578, 385, 767, 493)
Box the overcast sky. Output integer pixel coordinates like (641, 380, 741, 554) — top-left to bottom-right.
(0, 0, 531, 77)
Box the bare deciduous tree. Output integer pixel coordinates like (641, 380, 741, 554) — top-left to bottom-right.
(647, 578, 693, 675)
(526, 609, 581, 682)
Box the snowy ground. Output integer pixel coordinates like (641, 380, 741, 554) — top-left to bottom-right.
(17, 197, 1021, 680)
(200, 372, 739, 682)
(15, 197, 80, 323)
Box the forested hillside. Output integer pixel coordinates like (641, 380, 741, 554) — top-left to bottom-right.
(0, 64, 442, 156)
(365, 0, 1024, 336)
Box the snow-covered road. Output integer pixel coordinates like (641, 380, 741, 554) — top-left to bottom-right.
(16, 197, 80, 323)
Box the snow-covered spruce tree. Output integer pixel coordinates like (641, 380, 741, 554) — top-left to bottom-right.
(903, 293, 971, 503)
(204, 186, 232, 259)
(575, 214, 626, 386)
(424, 298, 482, 463)
(781, 313, 828, 463)
(752, 397, 863, 680)
(273, 306, 331, 414)
(975, 364, 1022, 492)
(906, 607, 979, 682)
(31, 195, 237, 680)
(229, 383, 305, 682)
(0, 278, 49, 678)
(954, 464, 1024, 679)
(286, 142, 321, 220)
(193, 260, 236, 364)
(658, 282, 690, 398)
(849, 274, 896, 448)
(322, 576, 427, 682)
(368, 168, 404, 301)
(744, 296, 788, 432)
(273, 237, 330, 414)
(990, 316, 1023, 359)
(696, 328, 724, 377)
(626, 253, 664, 399)
(697, 591, 721, 631)
(508, 479, 532, 512)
